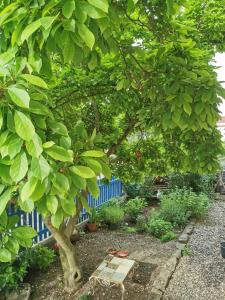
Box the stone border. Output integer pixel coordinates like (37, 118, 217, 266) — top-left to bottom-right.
(148, 222, 196, 300)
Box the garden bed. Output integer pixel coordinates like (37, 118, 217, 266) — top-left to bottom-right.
(29, 229, 178, 300)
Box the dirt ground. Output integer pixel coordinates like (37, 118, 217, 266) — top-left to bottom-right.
(29, 229, 178, 300)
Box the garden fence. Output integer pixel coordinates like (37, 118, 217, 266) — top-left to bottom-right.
(8, 178, 122, 244)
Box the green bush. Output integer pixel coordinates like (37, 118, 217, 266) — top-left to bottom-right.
(160, 231, 177, 242)
(160, 188, 210, 226)
(123, 177, 154, 199)
(99, 207, 124, 229)
(0, 246, 56, 293)
(147, 214, 173, 238)
(168, 173, 216, 198)
(136, 215, 148, 233)
(125, 197, 147, 222)
(0, 257, 28, 293)
(107, 196, 126, 208)
(122, 226, 137, 234)
(24, 245, 56, 271)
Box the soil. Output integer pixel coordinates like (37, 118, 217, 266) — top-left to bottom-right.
(29, 229, 178, 300)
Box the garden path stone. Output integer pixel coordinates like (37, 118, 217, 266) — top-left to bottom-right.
(178, 233, 189, 243)
(163, 201, 225, 300)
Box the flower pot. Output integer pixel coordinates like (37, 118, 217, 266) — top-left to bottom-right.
(87, 222, 97, 232)
(220, 242, 225, 258)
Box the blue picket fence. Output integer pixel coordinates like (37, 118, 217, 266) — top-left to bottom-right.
(9, 178, 122, 244)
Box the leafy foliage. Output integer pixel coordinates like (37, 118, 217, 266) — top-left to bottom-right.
(160, 188, 210, 226)
(123, 178, 154, 198)
(147, 214, 173, 238)
(125, 197, 147, 222)
(22, 246, 56, 271)
(99, 206, 124, 229)
(0, 245, 55, 293)
(168, 173, 216, 198)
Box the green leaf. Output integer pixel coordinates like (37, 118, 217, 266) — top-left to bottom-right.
(20, 177, 38, 202)
(100, 161, 111, 179)
(81, 150, 105, 157)
(183, 102, 192, 116)
(84, 158, 102, 174)
(87, 0, 108, 13)
(46, 195, 58, 214)
(51, 209, 64, 229)
(43, 141, 55, 149)
(7, 215, 19, 229)
(20, 74, 48, 89)
(6, 238, 19, 255)
(29, 180, 45, 201)
(62, 0, 75, 18)
(80, 196, 90, 213)
(20, 199, 34, 213)
(0, 187, 13, 215)
(70, 172, 86, 189)
(166, 0, 173, 16)
(14, 111, 35, 141)
(41, 16, 57, 29)
(78, 24, 95, 49)
(60, 197, 75, 215)
(7, 134, 23, 159)
(84, 3, 106, 19)
(47, 120, 68, 136)
(0, 49, 16, 65)
(53, 173, 70, 194)
(21, 19, 42, 42)
(87, 178, 99, 198)
(8, 87, 30, 108)
(26, 133, 43, 158)
(45, 145, 73, 162)
(29, 101, 50, 115)
(13, 226, 37, 239)
(10, 152, 28, 183)
(31, 156, 50, 181)
(0, 211, 8, 228)
(70, 166, 96, 178)
(0, 248, 11, 262)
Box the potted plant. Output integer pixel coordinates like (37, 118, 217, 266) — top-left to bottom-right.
(86, 206, 98, 232)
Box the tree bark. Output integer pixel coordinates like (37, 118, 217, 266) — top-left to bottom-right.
(44, 217, 82, 292)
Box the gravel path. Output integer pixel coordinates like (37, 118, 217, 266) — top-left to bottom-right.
(164, 201, 225, 300)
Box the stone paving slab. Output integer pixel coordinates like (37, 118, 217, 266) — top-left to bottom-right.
(90, 255, 135, 284)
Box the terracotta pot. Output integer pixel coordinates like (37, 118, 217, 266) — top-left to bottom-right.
(87, 222, 97, 232)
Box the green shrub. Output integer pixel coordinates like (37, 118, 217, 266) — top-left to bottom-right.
(147, 215, 173, 238)
(123, 177, 154, 199)
(22, 245, 56, 271)
(160, 188, 210, 226)
(125, 197, 147, 222)
(160, 231, 176, 242)
(168, 173, 216, 198)
(100, 207, 124, 229)
(107, 196, 126, 208)
(136, 215, 148, 233)
(122, 226, 137, 234)
(0, 258, 28, 293)
(0, 245, 56, 293)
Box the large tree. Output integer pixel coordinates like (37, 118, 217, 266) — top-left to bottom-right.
(0, 0, 224, 293)
(51, 0, 225, 181)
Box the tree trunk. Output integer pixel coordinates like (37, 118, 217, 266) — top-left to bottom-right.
(44, 217, 82, 292)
